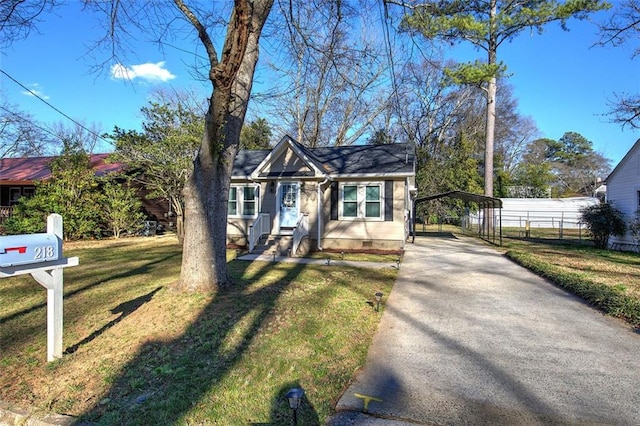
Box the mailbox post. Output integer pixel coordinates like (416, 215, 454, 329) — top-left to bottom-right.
(0, 214, 79, 362)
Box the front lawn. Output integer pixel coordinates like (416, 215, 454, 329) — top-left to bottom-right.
(0, 236, 395, 425)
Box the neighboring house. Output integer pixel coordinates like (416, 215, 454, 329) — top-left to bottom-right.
(606, 138, 640, 251)
(0, 154, 117, 223)
(228, 136, 416, 254)
(0, 154, 170, 228)
(0, 154, 122, 204)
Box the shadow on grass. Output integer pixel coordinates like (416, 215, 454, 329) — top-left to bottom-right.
(76, 259, 320, 425)
(0, 254, 179, 327)
(65, 287, 162, 355)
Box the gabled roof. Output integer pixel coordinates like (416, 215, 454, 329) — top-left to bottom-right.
(249, 135, 327, 179)
(235, 135, 415, 179)
(0, 154, 122, 185)
(606, 138, 640, 183)
(305, 143, 414, 176)
(233, 149, 272, 177)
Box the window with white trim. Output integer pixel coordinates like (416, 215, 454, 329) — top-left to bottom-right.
(340, 183, 382, 219)
(243, 186, 256, 216)
(228, 185, 258, 217)
(228, 187, 238, 216)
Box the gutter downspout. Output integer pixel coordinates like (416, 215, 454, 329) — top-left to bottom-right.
(317, 176, 330, 251)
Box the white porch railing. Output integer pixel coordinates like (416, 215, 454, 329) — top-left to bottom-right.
(0, 206, 13, 224)
(248, 213, 271, 253)
(292, 213, 309, 256)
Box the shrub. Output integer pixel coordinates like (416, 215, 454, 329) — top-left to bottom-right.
(628, 209, 640, 250)
(579, 203, 626, 249)
(5, 146, 103, 239)
(5, 145, 145, 240)
(100, 179, 145, 238)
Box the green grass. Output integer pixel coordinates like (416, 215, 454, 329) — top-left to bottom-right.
(501, 226, 588, 242)
(503, 238, 640, 327)
(0, 236, 396, 425)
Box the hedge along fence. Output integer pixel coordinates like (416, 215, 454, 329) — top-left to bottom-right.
(506, 250, 640, 328)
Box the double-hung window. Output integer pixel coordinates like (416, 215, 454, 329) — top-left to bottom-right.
(341, 183, 382, 219)
(228, 185, 258, 218)
(228, 187, 238, 216)
(243, 187, 256, 216)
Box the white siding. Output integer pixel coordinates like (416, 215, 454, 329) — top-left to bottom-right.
(607, 140, 640, 250)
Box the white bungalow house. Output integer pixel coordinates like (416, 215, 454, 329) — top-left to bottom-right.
(227, 136, 416, 255)
(606, 138, 640, 251)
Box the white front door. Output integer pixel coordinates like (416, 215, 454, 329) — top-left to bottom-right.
(279, 182, 299, 229)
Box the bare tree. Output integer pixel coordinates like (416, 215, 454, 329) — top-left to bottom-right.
(50, 121, 104, 153)
(391, 59, 481, 152)
(0, 0, 57, 47)
(0, 102, 56, 157)
(87, 0, 274, 290)
(494, 84, 540, 175)
(174, 0, 274, 290)
(267, 0, 391, 147)
(598, 0, 640, 129)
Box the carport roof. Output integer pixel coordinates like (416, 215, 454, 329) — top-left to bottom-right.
(415, 190, 502, 208)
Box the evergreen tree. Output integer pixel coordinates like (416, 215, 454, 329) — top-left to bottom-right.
(240, 118, 272, 150)
(401, 0, 609, 198)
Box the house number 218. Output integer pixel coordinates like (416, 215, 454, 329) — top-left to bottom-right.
(34, 246, 55, 260)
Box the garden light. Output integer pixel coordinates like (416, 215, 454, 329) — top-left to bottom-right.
(375, 292, 383, 312)
(285, 387, 304, 424)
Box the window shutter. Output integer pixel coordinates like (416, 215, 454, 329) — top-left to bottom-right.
(384, 180, 394, 222)
(331, 181, 338, 220)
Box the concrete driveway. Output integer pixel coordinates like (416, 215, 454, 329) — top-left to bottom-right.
(328, 234, 640, 425)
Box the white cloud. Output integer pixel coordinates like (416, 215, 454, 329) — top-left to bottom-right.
(22, 83, 49, 100)
(110, 61, 176, 83)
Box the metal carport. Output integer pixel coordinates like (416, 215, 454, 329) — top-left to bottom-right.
(412, 190, 502, 245)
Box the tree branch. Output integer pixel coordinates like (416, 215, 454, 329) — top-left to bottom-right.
(172, 0, 219, 69)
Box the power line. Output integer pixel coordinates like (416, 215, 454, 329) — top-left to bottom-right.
(380, 0, 406, 134)
(0, 104, 59, 140)
(0, 68, 111, 145)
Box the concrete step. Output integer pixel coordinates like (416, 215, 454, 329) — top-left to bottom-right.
(251, 235, 293, 256)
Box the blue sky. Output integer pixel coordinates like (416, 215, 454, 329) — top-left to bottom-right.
(1, 1, 638, 167)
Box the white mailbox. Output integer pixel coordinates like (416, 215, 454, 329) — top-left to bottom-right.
(0, 233, 60, 267)
(0, 215, 78, 362)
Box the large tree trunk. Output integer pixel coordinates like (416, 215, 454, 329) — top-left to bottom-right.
(174, 0, 273, 291)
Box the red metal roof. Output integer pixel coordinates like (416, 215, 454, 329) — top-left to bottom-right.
(0, 154, 123, 185)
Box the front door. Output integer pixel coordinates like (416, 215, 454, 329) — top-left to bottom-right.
(279, 182, 299, 229)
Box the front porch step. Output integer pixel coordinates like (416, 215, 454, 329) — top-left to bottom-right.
(251, 235, 293, 256)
